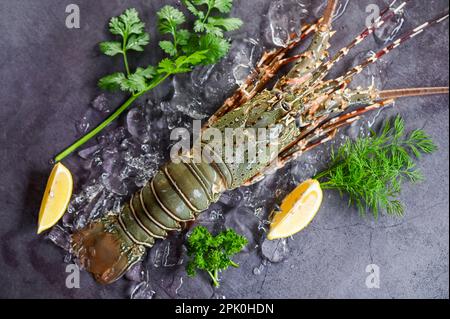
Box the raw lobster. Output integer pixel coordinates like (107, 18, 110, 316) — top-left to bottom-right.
(72, 0, 449, 284)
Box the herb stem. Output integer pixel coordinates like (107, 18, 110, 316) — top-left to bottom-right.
(123, 51, 131, 76)
(207, 270, 220, 287)
(202, 5, 212, 24)
(54, 73, 170, 163)
(122, 34, 131, 76)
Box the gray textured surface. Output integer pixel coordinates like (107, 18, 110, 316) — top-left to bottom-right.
(0, 0, 448, 299)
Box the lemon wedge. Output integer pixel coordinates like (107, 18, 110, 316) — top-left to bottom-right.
(37, 163, 73, 234)
(267, 179, 323, 240)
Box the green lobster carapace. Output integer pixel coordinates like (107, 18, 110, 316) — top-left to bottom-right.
(72, 0, 449, 284)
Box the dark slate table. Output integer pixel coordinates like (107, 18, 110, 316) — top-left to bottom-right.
(0, 0, 448, 298)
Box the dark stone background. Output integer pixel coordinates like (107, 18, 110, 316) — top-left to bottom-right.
(0, 0, 448, 298)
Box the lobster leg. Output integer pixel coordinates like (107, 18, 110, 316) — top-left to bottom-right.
(246, 84, 449, 185)
(206, 22, 318, 127)
(275, 0, 338, 93)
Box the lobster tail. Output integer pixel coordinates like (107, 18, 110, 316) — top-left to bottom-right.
(72, 215, 145, 284)
(72, 160, 227, 284)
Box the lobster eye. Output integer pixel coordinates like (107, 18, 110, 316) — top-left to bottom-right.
(280, 101, 291, 112)
(295, 116, 303, 129)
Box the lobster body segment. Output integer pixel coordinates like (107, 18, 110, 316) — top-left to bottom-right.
(72, 0, 449, 284)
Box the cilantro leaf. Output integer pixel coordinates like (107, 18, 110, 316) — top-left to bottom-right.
(182, 0, 205, 19)
(197, 34, 231, 64)
(177, 29, 192, 46)
(98, 72, 127, 91)
(159, 40, 178, 56)
(207, 17, 243, 32)
(135, 66, 156, 79)
(121, 73, 148, 93)
(108, 8, 145, 37)
(157, 5, 186, 34)
(157, 51, 208, 74)
(213, 0, 234, 13)
(99, 41, 123, 56)
(126, 33, 150, 51)
(59, 3, 242, 162)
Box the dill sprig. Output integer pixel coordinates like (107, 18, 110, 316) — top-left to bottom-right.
(315, 116, 437, 219)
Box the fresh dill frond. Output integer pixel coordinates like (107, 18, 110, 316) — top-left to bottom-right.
(315, 116, 437, 219)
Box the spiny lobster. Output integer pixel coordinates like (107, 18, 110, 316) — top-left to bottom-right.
(72, 0, 449, 284)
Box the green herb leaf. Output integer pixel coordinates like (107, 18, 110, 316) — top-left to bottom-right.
(126, 33, 150, 51)
(159, 40, 178, 56)
(59, 2, 242, 162)
(186, 226, 247, 287)
(213, 0, 234, 13)
(122, 73, 148, 93)
(157, 58, 177, 74)
(99, 41, 123, 56)
(108, 8, 145, 37)
(197, 34, 231, 64)
(207, 17, 243, 32)
(135, 66, 156, 79)
(183, 0, 205, 19)
(157, 5, 186, 34)
(98, 72, 127, 91)
(316, 116, 437, 219)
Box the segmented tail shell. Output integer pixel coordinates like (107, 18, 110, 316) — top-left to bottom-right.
(117, 161, 226, 247)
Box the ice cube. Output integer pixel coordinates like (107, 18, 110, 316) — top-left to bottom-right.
(266, 0, 310, 47)
(127, 107, 151, 143)
(91, 94, 111, 113)
(46, 225, 71, 251)
(261, 238, 290, 263)
(131, 280, 155, 299)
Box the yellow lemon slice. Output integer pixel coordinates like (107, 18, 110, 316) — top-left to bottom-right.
(37, 163, 73, 234)
(267, 179, 323, 240)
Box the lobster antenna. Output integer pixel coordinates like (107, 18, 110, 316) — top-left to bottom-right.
(378, 87, 450, 100)
(320, 0, 339, 31)
(322, 1, 409, 73)
(297, 1, 409, 96)
(338, 12, 449, 85)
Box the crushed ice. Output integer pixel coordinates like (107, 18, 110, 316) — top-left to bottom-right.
(48, 0, 394, 298)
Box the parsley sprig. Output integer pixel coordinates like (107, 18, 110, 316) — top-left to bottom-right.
(186, 226, 248, 287)
(315, 116, 437, 219)
(55, 2, 242, 162)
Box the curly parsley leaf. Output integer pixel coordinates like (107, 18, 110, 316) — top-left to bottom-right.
(186, 226, 247, 287)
